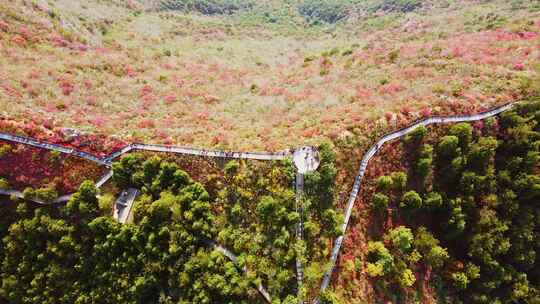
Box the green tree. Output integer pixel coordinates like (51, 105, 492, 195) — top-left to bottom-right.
(387, 226, 414, 253)
(405, 125, 428, 146)
(319, 289, 342, 304)
(297, 0, 352, 24)
(400, 190, 422, 209)
(377, 175, 393, 191)
(415, 144, 433, 181)
(424, 192, 443, 209)
(366, 241, 394, 277)
(414, 227, 448, 268)
(65, 180, 99, 222)
(372, 192, 389, 211)
(0, 178, 8, 190)
(112, 154, 142, 189)
(468, 137, 498, 174)
(399, 268, 416, 287)
(437, 135, 461, 159)
(450, 123, 473, 150)
(390, 171, 407, 190)
(446, 198, 467, 237)
(1, 157, 256, 304)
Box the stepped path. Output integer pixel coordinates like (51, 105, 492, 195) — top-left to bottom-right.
(314, 102, 515, 303)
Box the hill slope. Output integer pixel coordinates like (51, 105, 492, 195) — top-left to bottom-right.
(0, 0, 538, 151)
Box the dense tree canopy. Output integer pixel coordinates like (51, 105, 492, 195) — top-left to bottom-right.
(366, 100, 540, 303)
(0, 157, 258, 304)
(0, 145, 343, 303)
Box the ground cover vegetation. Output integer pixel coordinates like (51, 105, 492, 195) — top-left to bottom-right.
(0, 0, 537, 151)
(0, 141, 105, 195)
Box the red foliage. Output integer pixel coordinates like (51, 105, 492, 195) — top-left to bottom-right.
(57, 75, 75, 96)
(385, 112, 394, 122)
(400, 106, 413, 116)
(154, 129, 170, 140)
(140, 85, 153, 97)
(0, 143, 104, 194)
(302, 128, 318, 138)
(0, 116, 126, 156)
(495, 30, 537, 42)
(140, 94, 156, 109)
(125, 65, 137, 78)
(211, 132, 228, 145)
(473, 120, 484, 131)
(0, 20, 9, 32)
(203, 94, 219, 103)
(420, 107, 432, 117)
(174, 77, 185, 87)
(139, 84, 157, 107)
(402, 67, 427, 80)
(196, 111, 210, 120)
(91, 115, 106, 128)
(513, 62, 525, 71)
(519, 31, 537, 40)
(27, 70, 41, 80)
(10, 34, 27, 46)
(19, 26, 32, 40)
(379, 83, 405, 95)
(86, 95, 98, 105)
(83, 79, 93, 89)
(75, 43, 88, 52)
(137, 118, 155, 129)
(164, 93, 177, 104)
(355, 85, 373, 100)
(48, 33, 68, 47)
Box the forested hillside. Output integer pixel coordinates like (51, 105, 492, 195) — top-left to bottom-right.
(0, 149, 341, 303)
(0, 0, 540, 303)
(335, 99, 540, 303)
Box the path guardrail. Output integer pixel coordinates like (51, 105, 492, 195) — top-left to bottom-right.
(0, 132, 292, 167)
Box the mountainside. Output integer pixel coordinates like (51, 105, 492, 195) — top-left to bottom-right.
(0, 0, 538, 151)
(1, 1, 540, 304)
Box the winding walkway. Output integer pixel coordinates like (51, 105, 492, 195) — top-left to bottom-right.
(207, 240, 273, 303)
(314, 102, 515, 302)
(0, 132, 291, 167)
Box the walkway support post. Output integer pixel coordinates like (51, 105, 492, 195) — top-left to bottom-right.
(293, 146, 320, 304)
(295, 171, 305, 303)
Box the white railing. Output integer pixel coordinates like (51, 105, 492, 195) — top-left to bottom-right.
(0, 133, 292, 167)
